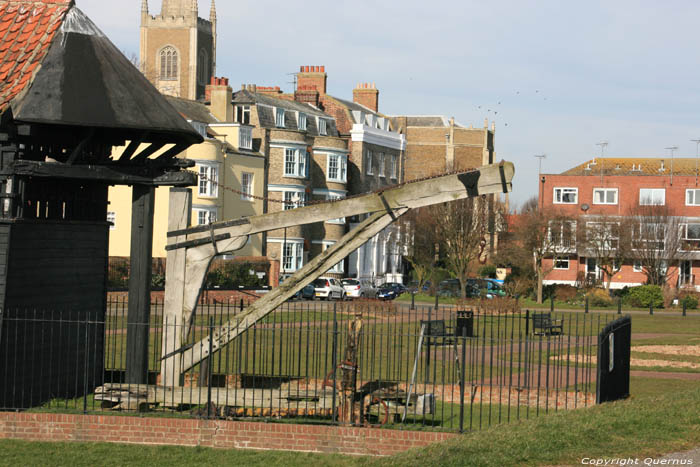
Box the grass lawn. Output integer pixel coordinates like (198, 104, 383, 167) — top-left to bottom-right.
(2, 385, 699, 466)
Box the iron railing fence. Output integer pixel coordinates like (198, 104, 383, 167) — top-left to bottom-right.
(0, 301, 616, 433)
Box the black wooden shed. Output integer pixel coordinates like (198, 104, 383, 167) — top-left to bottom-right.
(0, 0, 201, 407)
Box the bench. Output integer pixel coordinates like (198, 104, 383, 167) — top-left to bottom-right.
(419, 319, 454, 344)
(531, 312, 564, 336)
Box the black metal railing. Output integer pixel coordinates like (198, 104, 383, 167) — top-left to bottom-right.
(0, 300, 617, 433)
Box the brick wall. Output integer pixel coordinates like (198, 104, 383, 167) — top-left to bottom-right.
(0, 413, 458, 457)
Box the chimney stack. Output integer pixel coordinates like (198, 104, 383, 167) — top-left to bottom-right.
(206, 76, 233, 122)
(296, 65, 327, 95)
(295, 85, 320, 107)
(353, 82, 379, 112)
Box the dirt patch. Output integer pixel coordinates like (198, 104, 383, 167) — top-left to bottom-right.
(553, 354, 700, 370)
(633, 345, 700, 357)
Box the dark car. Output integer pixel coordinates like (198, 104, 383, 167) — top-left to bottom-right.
(406, 280, 431, 293)
(293, 283, 316, 300)
(376, 282, 406, 300)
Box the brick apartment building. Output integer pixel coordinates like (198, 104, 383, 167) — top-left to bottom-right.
(540, 157, 700, 290)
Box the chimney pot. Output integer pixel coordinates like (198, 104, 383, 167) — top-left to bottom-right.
(300, 66, 304, 72)
(321, 66, 325, 72)
(305, 66, 310, 72)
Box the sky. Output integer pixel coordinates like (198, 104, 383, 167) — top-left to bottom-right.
(75, 0, 700, 207)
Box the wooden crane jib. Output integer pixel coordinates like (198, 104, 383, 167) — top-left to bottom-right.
(158, 162, 515, 386)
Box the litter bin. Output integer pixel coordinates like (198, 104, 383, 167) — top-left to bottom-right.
(455, 310, 474, 337)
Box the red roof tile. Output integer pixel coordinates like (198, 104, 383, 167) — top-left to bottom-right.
(0, 0, 72, 114)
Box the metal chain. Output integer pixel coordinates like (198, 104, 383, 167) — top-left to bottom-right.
(189, 167, 480, 208)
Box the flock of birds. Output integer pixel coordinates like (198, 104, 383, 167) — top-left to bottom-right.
(473, 89, 550, 128)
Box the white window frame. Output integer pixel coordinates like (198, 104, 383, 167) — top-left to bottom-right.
(548, 220, 577, 248)
(298, 112, 307, 131)
(239, 126, 252, 150)
(593, 188, 618, 205)
(282, 241, 304, 272)
(319, 241, 344, 273)
(236, 105, 250, 125)
(633, 261, 643, 273)
(283, 148, 308, 178)
(194, 206, 217, 226)
(318, 118, 327, 136)
(639, 188, 665, 206)
(326, 154, 347, 183)
(326, 194, 346, 224)
(553, 256, 570, 270)
(107, 211, 116, 230)
(390, 154, 398, 180)
(683, 223, 700, 240)
(275, 108, 286, 128)
(241, 172, 254, 201)
(365, 150, 373, 175)
(378, 153, 386, 177)
(553, 187, 578, 204)
(198, 163, 219, 198)
(633, 223, 666, 251)
(283, 191, 306, 211)
(687, 189, 700, 206)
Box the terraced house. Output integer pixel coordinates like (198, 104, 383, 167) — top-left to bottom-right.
(540, 157, 700, 290)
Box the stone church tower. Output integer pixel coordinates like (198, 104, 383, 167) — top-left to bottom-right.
(140, 0, 217, 100)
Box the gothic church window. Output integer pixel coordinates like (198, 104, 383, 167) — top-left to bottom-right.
(197, 49, 209, 85)
(159, 46, 178, 81)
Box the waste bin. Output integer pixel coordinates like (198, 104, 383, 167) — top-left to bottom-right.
(455, 310, 474, 337)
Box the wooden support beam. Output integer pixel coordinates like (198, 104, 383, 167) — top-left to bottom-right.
(179, 209, 407, 373)
(118, 135, 147, 163)
(126, 184, 156, 384)
(130, 142, 166, 164)
(8, 160, 196, 186)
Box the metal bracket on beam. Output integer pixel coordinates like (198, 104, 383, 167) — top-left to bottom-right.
(165, 233, 232, 251)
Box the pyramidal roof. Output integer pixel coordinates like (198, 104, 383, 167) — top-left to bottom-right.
(0, 0, 201, 144)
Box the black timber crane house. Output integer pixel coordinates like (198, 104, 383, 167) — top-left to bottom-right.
(0, 0, 202, 407)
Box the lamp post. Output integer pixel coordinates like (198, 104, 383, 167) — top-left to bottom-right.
(596, 141, 609, 183)
(665, 145, 678, 185)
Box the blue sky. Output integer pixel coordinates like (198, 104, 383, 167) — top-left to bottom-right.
(77, 0, 700, 206)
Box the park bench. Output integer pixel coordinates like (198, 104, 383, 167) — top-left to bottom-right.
(531, 312, 564, 336)
(420, 319, 453, 344)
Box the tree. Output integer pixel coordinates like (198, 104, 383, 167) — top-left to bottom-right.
(401, 209, 437, 290)
(628, 204, 686, 286)
(579, 215, 633, 292)
(425, 197, 490, 299)
(515, 198, 574, 304)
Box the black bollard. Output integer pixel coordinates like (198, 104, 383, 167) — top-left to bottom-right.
(618, 298, 622, 315)
(435, 292, 439, 310)
(411, 292, 416, 310)
(683, 301, 687, 317)
(649, 302, 653, 315)
(585, 297, 589, 314)
(550, 295, 554, 313)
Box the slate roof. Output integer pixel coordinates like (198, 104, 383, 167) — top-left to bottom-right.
(405, 116, 449, 127)
(562, 158, 700, 176)
(233, 89, 339, 137)
(0, 1, 201, 144)
(165, 96, 218, 125)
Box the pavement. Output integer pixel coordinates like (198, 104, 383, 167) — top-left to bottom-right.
(661, 446, 700, 463)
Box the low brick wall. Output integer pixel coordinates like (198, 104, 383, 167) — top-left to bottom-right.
(0, 413, 458, 456)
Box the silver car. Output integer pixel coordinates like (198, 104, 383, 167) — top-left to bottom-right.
(341, 278, 376, 299)
(312, 277, 345, 300)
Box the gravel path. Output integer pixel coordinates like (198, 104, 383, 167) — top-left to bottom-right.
(661, 446, 700, 462)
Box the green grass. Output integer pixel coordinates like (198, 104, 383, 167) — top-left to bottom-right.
(3, 385, 699, 466)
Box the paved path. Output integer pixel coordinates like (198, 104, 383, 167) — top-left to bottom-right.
(661, 446, 700, 462)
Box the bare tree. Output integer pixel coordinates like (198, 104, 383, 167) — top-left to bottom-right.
(516, 198, 574, 304)
(401, 209, 437, 290)
(424, 197, 490, 299)
(579, 215, 633, 292)
(628, 204, 686, 286)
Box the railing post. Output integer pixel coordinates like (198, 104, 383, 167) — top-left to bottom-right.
(550, 295, 554, 313)
(411, 291, 415, 310)
(617, 298, 622, 315)
(585, 297, 589, 314)
(434, 293, 439, 310)
(525, 309, 530, 335)
(331, 302, 338, 424)
(459, 327, 467, 433)
(207, 316, 214, 419)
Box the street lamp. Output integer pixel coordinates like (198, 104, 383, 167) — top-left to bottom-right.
(665, 146, 678, 185)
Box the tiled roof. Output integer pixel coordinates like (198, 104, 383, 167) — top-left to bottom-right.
(562, 158, 700, 176)
(165, 96, 218, 124)
(0, 0, 73, 113)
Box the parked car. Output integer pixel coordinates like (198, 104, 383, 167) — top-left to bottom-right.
(406, 280, 431, 293)
(341, 278, 376, 298)
(293, 283, 316, 300)
(376, 282, 407, 300)
(312, 277, 346, 300)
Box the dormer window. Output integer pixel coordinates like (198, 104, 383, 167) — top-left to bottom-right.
(319, 118, 328, 136)
(235, 105, 250, 125)
(239, 126, 252, 150)
(298, 113, 307, 131)
(189, 121, 207, 139)
(276, 108, 285, 128)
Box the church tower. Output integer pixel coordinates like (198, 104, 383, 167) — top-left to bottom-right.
(140, 0, 216, 100)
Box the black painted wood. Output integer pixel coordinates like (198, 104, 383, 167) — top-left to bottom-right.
(126, 185, 156, 384)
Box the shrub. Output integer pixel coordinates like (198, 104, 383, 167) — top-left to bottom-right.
(679, 293, 699, 310)
(625, 285, 664, 308)
(587, 288, 613, 307)
(554, 285, 578, 303)
(478, 265, 497, 279)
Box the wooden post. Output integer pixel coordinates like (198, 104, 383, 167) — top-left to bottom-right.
(161, 188, 192, 387)
(126, 184, 156, 384)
